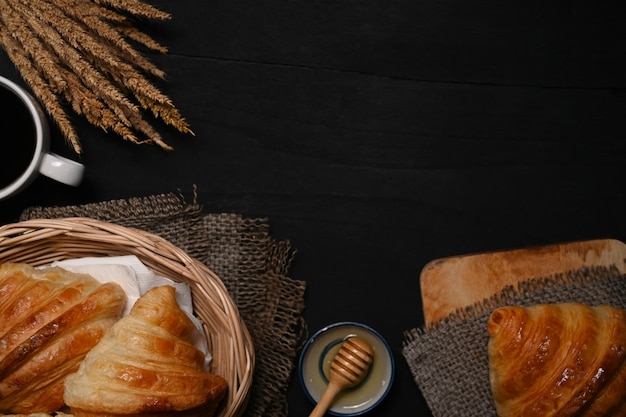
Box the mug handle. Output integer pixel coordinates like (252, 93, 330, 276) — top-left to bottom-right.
(39, 153, 85, 187)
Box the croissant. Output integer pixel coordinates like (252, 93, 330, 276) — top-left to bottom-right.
(487, 303, 626, 417)
(63, 285, 228, 416)
(0, 262, 127, 414)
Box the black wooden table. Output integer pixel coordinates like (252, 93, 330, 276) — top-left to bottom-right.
(1, 2, 625, 416)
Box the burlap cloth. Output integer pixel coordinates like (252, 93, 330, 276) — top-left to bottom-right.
(402, 266, 626, 417)
(18, 192, 307, 417)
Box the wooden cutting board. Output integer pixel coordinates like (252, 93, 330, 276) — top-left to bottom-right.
(420, 238, 626, 326)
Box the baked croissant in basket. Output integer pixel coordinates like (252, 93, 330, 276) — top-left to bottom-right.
(487, 303, 626, 417)
(0, 263, 127, 414)
(64, 285, 228, 416)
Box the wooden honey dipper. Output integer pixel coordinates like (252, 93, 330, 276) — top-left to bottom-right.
(308, 336, 374, 417)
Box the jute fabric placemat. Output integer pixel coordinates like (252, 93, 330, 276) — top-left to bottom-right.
(402, 266, 626, 417)
(20, 193, 307, 417)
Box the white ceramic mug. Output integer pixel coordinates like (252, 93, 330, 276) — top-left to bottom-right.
(0, 75, 84, 201)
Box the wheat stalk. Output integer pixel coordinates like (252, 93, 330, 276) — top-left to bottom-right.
(0, 0, 191, 154)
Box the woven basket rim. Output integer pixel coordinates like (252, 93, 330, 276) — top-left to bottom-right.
(0, 217, 254, 417)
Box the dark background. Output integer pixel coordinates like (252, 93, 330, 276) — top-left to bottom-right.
(1, 2, 625, 415)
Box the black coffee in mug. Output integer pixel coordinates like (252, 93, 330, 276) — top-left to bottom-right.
(0, 84, 37, 188)
(0, 76, 83, 201)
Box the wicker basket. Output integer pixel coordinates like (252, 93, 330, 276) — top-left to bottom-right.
(0, 217, 254, 417)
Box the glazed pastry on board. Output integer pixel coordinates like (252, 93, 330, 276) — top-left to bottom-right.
(64, 285, 228, 415)
(487, 303, 626, 417)
(0, 263, 127, 414)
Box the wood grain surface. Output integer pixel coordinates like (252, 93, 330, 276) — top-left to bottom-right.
(1, 2, 625, 416)
(421, 239, 626, 325)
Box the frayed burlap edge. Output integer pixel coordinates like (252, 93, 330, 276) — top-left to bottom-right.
(19, 192, 307, 417)
(422, 265, 624, 332)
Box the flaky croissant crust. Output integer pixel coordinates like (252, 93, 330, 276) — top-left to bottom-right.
(64, 285, 228, 415)
(0, 262, 127, 414)
(487, 303, 626, 417)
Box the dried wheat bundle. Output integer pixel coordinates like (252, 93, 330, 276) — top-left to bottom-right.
(0, 0, 192, 154)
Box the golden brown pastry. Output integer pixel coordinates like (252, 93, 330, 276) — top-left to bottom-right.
(64, 285, 228, 416)
(487, 303, 626, 417)
(0, 262, 127, 414)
